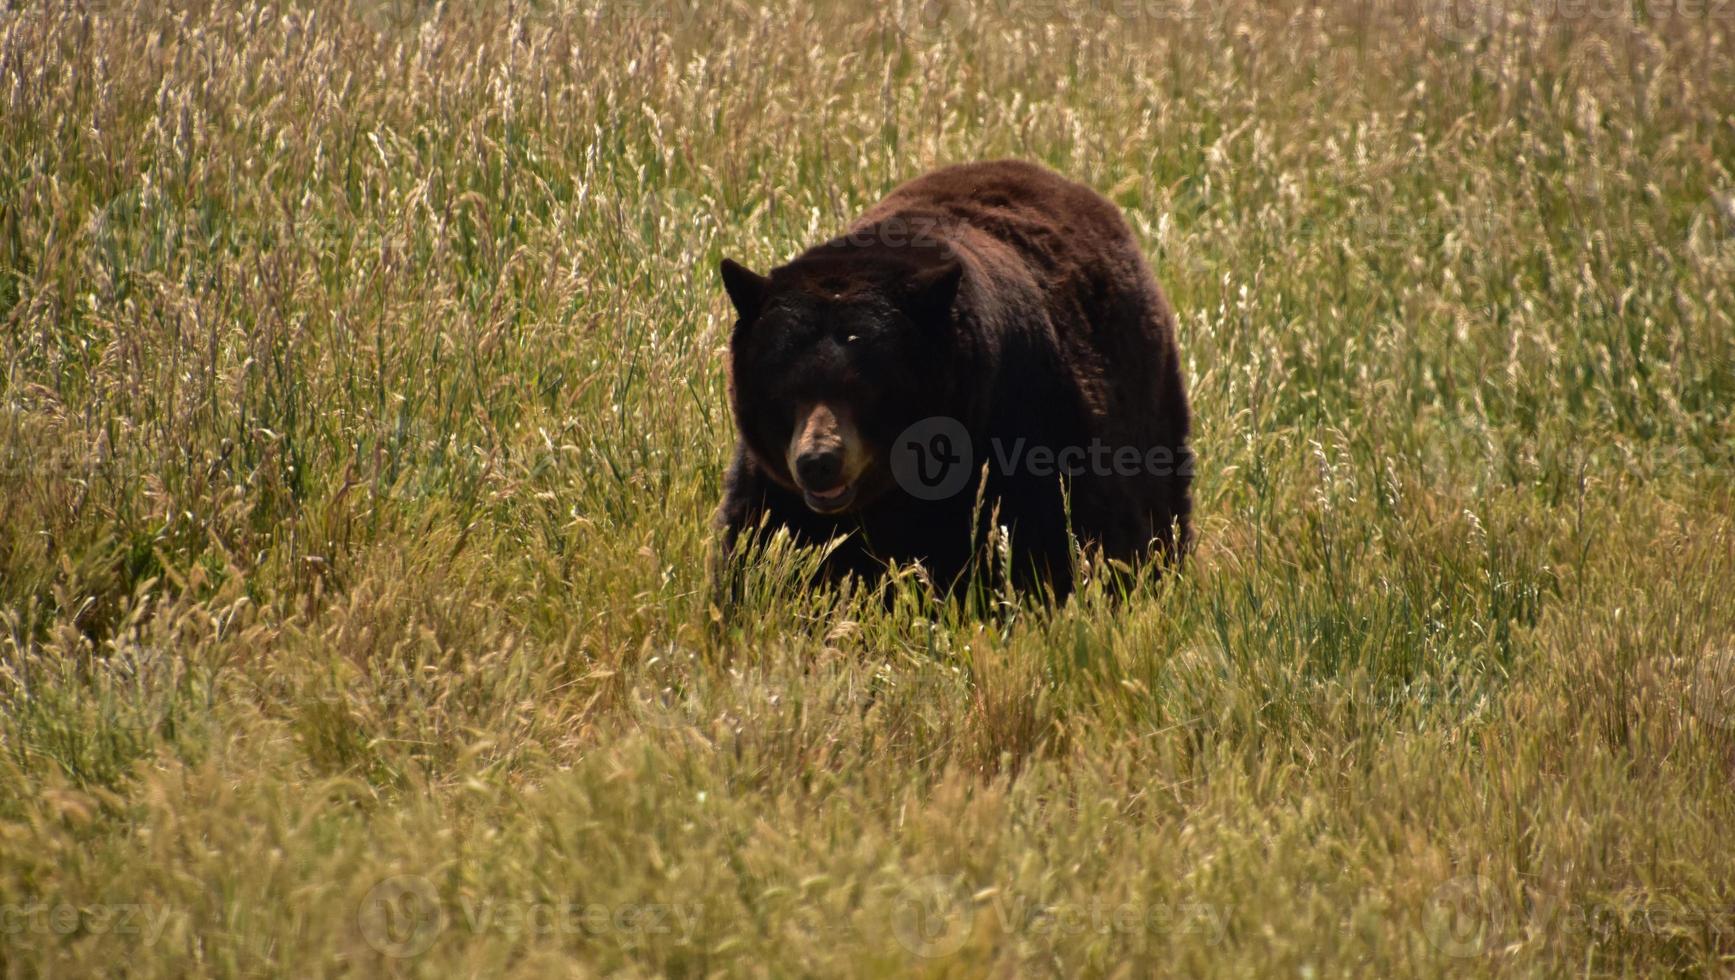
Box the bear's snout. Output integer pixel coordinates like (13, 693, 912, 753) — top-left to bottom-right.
(786, 402, 869, 513)
(794, 447, 842, 490)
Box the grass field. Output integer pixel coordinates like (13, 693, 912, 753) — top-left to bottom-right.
(3, 0, 1734, 975)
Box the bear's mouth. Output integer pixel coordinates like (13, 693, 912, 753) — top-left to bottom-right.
(802, 481, 858, 514)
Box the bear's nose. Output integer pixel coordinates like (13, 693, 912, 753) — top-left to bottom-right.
(794, 449, 844, 491)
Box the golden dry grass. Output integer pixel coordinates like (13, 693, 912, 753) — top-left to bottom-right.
(2, 0, 1733, 975)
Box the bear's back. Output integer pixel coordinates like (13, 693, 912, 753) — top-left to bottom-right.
(853, 160, 1137, 285)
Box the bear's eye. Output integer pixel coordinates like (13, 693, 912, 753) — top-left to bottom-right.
(844, 333, 860, 344)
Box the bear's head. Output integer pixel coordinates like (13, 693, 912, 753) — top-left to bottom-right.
(719, 248, 964, 515)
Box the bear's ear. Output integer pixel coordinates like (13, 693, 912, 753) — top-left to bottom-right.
(719, 258, 770, 324)
(902, 258, 963, 322)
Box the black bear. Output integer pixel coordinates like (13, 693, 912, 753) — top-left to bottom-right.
(715, 160, 1191, 601)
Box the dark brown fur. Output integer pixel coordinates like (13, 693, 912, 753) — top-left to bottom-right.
(717, 160, 1191, 601)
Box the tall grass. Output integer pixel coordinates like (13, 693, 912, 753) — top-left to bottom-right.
(1, 0, 1732, 975)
